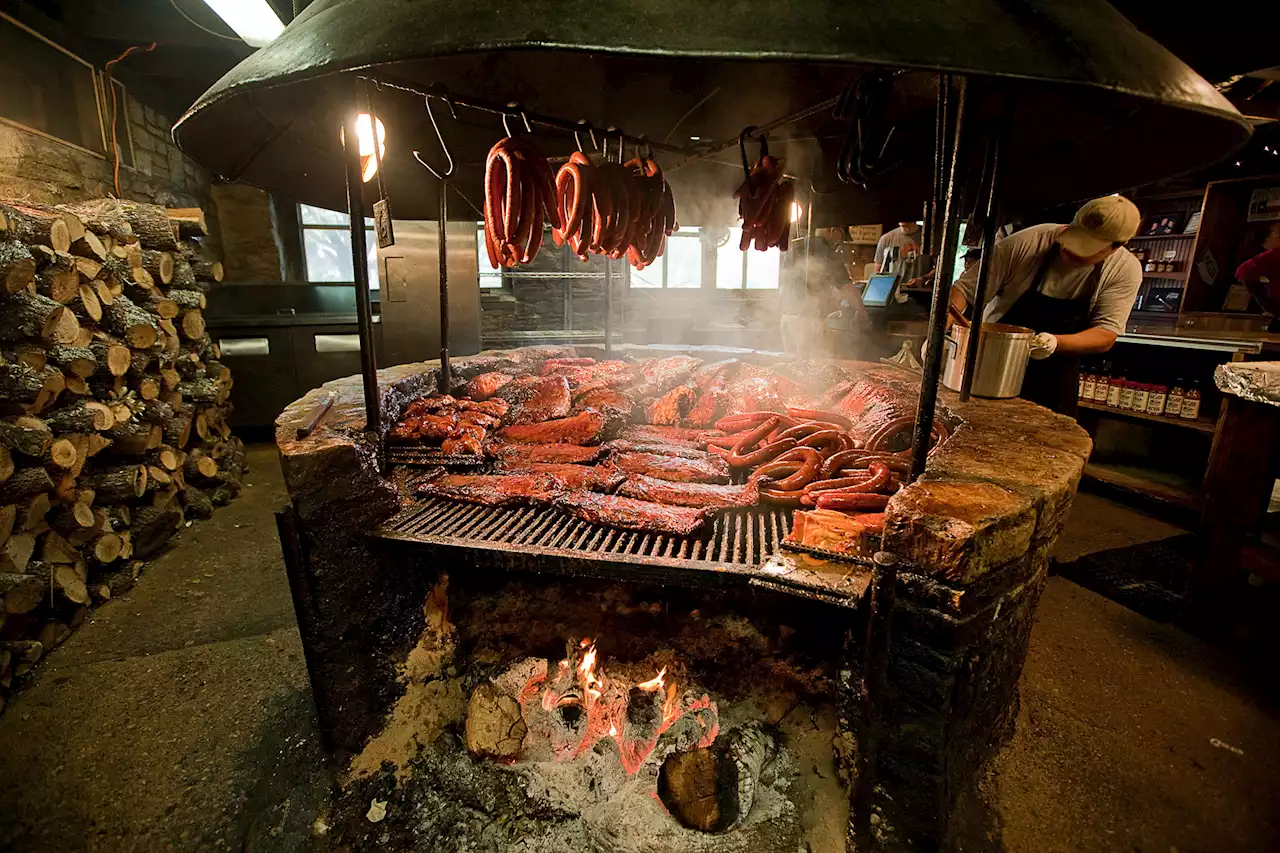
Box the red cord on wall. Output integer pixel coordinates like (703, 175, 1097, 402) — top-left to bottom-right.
(104, 42, 157, 196)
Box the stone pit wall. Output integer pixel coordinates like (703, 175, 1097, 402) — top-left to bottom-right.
(273, 347, 1091, 851)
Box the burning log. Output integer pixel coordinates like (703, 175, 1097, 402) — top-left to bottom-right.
(658, 723, 775, 833)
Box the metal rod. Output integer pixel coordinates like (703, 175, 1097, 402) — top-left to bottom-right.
(924, 73, 948, 257)
(910, 75, 967, 482)
(958, 102, 1009, 402)
(603, 257, 614, 356)
(438, 184, 451, 393)
(369, 75, 693, 155)
(342, 98, 380, 433)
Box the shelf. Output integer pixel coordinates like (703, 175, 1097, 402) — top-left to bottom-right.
(1083, 462, 1198, 510)
(1078, 399, 1216, 434)
(1140, 271, 1188, 280)
(1129, 233, 1197, 242)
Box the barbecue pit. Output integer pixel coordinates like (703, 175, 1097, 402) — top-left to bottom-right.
(275, 344, 1090, 851)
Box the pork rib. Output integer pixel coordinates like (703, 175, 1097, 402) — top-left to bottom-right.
(417, 474, 564, 507)
(495, 462, 624, 492)
(607, 451, 729, 484)
(487, 442, 603, 464)
(464, 372, 513, 401)
(645, 385, 696, 426)
(618, 425, 725, 447)
(554, 491, 712, 536)
(497, 375, 572, 424)
(603, 440, 712, 460)
(616, 474, 758, 509)
(495, 409, 607, 445)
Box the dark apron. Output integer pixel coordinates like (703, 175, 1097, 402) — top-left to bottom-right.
(998, 244, 1103, 417)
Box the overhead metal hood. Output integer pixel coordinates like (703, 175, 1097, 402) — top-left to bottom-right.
(173, 0, 1250, 222)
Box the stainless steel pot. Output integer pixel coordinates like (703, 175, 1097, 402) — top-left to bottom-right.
(941, 323, 1034, 398)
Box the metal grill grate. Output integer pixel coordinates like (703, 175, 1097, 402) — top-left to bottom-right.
(371, 470, 872, 605)
(378, 497, 792, 569)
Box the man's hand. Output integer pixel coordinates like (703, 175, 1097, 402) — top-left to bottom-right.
(1029, 332, 1058, 360)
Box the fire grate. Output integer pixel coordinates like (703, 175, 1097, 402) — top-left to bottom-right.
(371, 484, 871, 605)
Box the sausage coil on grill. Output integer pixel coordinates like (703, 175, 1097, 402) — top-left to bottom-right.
(484, 136, 562, 268)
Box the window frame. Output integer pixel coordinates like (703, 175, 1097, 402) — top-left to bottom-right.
(298, 202, 378, 287)
(0, 11, 109, 159)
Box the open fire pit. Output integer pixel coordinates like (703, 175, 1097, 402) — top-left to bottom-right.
(274, 344, 1090, 852)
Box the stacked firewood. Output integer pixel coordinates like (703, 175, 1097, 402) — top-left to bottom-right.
(0, 198, 245, 712)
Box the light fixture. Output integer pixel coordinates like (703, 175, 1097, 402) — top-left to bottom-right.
(199, 0, 285, 48)
(339, 114, 387, 182)
(791, 201, 804, 223)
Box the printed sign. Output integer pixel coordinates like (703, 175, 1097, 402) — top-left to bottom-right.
(1247, 187, 1280, 222)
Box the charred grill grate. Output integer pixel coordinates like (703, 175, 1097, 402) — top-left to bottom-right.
(378, 497, 792, 568)
(371, 470, 872, 604)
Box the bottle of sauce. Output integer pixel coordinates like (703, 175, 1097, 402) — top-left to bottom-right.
(1082, 371, 1097, 401)
(1180, 382, 1202, 421)
(1107, 375, 1124, 408)
(1166, 382, 1184, 418)
(1147, 383, 1168, 416)
(1093, 365, 1111, 403)
(1117, 380, 1135, 410)
(1132, 382, 1150, 413)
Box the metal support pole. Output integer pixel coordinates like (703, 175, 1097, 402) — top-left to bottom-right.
(603, 257, 614, 355)
(849, 550, 899, 850)
(438, 185, 451, 393)
(910, 76, 967, 481)
(342, 100, 380, 433)
(922, 74, 949, 257)
(958, 108, 1008, 402)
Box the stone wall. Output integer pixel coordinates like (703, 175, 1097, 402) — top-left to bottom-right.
(0, 94, 210, 220)
(0, 91, 286, 277)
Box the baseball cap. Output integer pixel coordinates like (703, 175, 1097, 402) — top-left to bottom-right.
(1059, 195, 1141, 257)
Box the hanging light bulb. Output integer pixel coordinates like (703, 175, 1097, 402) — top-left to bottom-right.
(791, 201, 804, 223)
(340, 114, 387, 182)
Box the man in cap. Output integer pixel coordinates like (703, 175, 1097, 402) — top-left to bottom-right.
(947, 195, 1143, 415)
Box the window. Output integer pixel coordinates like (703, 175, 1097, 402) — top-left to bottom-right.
(631, 227, 703, 288)
(0, 13, 106, 155)
(476, 222, 503, 288)
(300, 203, 378, 285)
(716, 227, 783, 290)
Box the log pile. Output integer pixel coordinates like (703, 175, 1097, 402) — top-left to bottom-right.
(0, 198, 241, 714)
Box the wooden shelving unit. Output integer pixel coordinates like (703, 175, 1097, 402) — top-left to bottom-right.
(1083, 462, 1198, 510)
(1077, 399, 1216, 434)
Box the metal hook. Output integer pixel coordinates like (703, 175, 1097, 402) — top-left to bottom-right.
(603, 126, 623, 163)
(412, 94, 456, 180)
(502, 103, 532, 138)
(574, 120, 598, 154)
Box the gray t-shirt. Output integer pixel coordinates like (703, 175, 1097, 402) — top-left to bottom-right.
(873, 225, 924, 268)
(954, 223, 1142, 335)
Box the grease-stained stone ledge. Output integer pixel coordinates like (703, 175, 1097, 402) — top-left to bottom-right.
(886, 395, 1090, 583)
(884, 481, 1037, 584)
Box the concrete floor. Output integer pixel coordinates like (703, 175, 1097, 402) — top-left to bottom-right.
(1, 446, 1278, 852)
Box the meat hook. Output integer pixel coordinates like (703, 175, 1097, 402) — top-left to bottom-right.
(411, 90, 457, 180)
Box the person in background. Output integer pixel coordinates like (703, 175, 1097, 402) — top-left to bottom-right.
(780, 228, 850, 356)
(948, 195, 1143, 416)
(1236, 222, 1280, 321)
(960, 247, 982, 275)
(873, 221, 924, 271)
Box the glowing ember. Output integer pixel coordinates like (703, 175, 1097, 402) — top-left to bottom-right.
(526, 638, 718, 776)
